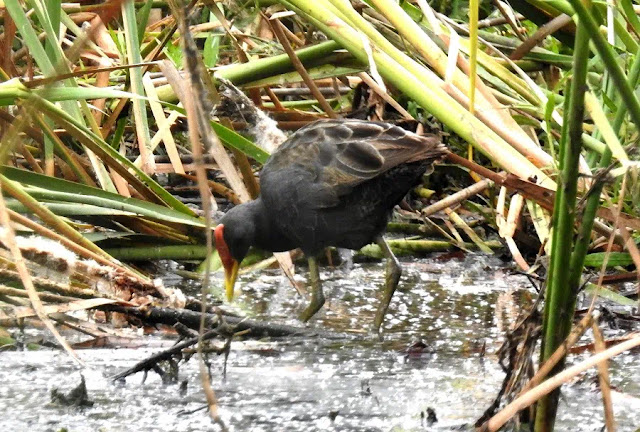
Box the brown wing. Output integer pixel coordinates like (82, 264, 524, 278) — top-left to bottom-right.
(262, 119, 446, 208)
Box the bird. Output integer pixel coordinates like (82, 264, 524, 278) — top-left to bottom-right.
(214, 118, 446, 332)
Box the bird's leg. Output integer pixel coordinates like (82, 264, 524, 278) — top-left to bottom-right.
(373, 236, 402, 333)
(299, 256, 325, 322)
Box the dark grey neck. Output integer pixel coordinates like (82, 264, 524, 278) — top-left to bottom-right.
(240, 198, 297, 253)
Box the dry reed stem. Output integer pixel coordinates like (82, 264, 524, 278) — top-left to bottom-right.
(412, 0, 545, 165)
(0, 285, 77, 303)
(0, 185, 84, 366)
(592, 321, 616, 431)
(221, 118, 261, 199)
(357, 72, 414, 120)
(591, 172, 630, 312)
(7, 209, 144, 281)
(142, 74, 185, 174)
(206, 0, 261, 106)
(264, 86, 285, 110)
(482, 333, 640, 431)
(0, 267, 98, 298)
(269, 16, 338, 119)
(442, 216, 466, 246)
(510, 15, 572, 60)
(505, 237, 530, 271)
(525, 312, 596, 394)
(160, 59, 250, 203)
(179, 173, 240, 204)
(12, 297, 120, 320)
(502, 194, 529, 270)
(444, 208, 493, 253)
(90, 57, 112, 126)
(423, 178, 493, 216)
(615, 218, 640, 272)
(493, 0, 526, 42)
(170, 2, 226, 429)
(18, 142, 43, 174)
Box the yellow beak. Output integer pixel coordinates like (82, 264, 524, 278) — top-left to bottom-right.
(225, 260, 239, 302)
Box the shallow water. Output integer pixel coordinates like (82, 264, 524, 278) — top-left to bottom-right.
(1, 254, 639, 431)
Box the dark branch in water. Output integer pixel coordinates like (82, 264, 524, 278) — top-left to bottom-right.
(110, 327, 221, 381)
(108, 304, 355, 381)
(104, 304, 350, 339)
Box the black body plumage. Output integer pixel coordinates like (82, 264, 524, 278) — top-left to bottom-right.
(219, 119, 446, 262)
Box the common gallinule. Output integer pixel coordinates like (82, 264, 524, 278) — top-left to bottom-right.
(214, 118, 446, 331)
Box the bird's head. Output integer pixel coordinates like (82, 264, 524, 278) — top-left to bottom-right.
(214, 205, 257, 301)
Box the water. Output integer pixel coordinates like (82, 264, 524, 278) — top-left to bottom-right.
(1, 254, 639, 431)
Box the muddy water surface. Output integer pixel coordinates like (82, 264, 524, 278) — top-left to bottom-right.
(1, 254, 639, 431)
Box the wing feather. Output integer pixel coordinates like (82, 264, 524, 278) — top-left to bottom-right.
(261, 119, 445, 209)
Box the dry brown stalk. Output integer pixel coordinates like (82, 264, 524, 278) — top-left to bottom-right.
(0, 268, 98, 298)
(264, 86, 285, 110)
(510, 14, 573, 60)
(423, 178, 493, 216)
(269, 16, 339, 119)
(169, 2, 226, 429)
(0, 285, 78, 303)
(358, 72, 414, 120)
(522, 312, 596, 394)
(444, 208, 493, 253)
(592, 321, 616, 431)
(142, 74, 186, 175)
(591, 172, 631, 313)
(493, 0, 527, 41)
(445, 152, 640, 232)
(479, 311, 596, 431)
(481, 333, 640, 431)
(161, 58, 250, 203)
(12, 298, 121, 320)
(7, 209, 144, 281)
(221, 118, 261, 199)
(615, 218, 640, 273)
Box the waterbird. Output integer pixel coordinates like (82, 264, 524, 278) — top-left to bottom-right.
(214, 118, 446, 332)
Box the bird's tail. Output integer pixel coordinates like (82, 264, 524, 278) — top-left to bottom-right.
(406, 134, 448, 164)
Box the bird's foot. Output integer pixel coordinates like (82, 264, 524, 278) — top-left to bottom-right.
(369, 326, 385, 342)
(372, 308, 386, 336)
(299, 290, 326, 322)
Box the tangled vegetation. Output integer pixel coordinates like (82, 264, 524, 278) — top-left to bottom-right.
(0, 0, 638, 430)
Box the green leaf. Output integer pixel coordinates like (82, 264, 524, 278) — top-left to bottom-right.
(6, 201, 137, 217)
(2, 166, 206, 228)
(583, 252, 635, 268)
(204, 34, 221, 68)
(161, 102, 270, 163)
(165, 43, 183, 68)
(33, 86, 147, 103)
(584, 283, 637, 306)
(33, 95, 196, 215)
(137, 0, 154, 42)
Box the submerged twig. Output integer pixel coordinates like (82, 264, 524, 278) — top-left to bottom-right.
(112, 327, 221, 381)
